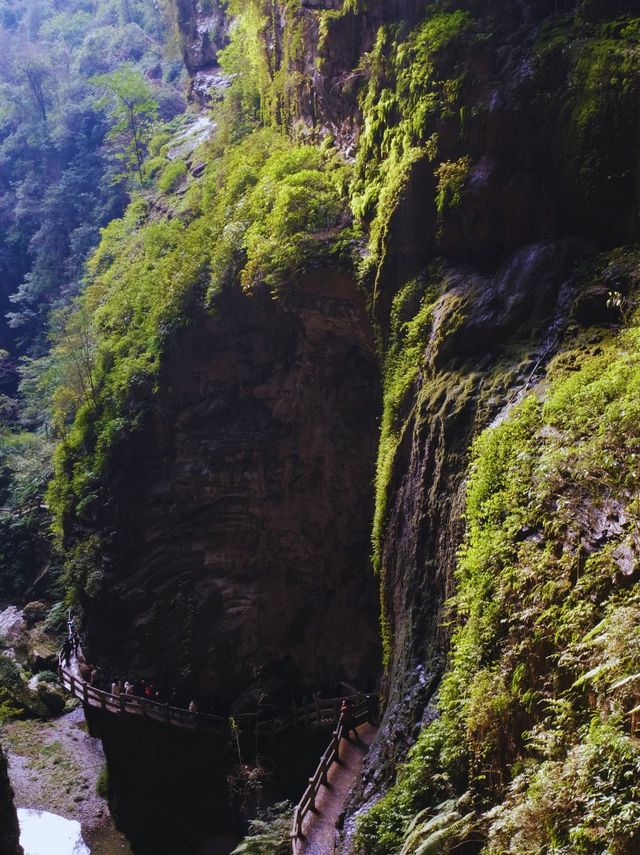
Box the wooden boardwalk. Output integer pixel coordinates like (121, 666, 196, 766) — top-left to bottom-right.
(59, 649, 376, 739)
(293, 722, 377, 855)
(58, 641, 380, 855)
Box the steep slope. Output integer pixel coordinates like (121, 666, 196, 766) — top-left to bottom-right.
(334, 1, 640, 852)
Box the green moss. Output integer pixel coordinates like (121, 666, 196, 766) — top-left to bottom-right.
(372, 275, 440, 574)
(558, 20, 640, 236)
(360, 250, 640, 853)
(434, 156, 471, 215)
(351, 9, 476, 274)
(96, 763, 108, 799)
(372, 270, 473, 665)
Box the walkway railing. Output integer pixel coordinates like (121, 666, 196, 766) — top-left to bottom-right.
(58, 663, 229, 734)
(290, 695, 377, 846)
(59, 649, 376, 740)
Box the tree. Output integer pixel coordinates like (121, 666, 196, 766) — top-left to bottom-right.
(92, 64, 159, 182)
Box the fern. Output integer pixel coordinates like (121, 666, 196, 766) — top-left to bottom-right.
(414, 815, 474, 855)
(400, 805, 475, 855)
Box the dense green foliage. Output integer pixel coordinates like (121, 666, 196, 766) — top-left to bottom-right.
(358, 254, 640, 853)
(0, 428, 54, 600)
(0, 0, 184, 350)
(0, 650, 49, 720)
(0, 0, 185, 599)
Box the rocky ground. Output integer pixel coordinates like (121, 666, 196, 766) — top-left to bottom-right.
(0, 602, 131, 853)
(3, 705, 131, 853)
(3, 705, 106, 827)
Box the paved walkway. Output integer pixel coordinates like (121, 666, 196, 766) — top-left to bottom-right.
(294, 723, 377, 855)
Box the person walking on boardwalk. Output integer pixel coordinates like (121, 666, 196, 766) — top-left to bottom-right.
(340, 699, 357, 740)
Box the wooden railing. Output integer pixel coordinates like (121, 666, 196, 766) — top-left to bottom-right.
(59, 651, 376, 741)
(290, 695, 377, 846)
(58, 663, 229, 734)
(252, 696, 348, 737)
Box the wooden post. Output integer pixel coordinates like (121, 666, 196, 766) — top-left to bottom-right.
(82, 682, 88, 704)
(69, 675, 76, 697)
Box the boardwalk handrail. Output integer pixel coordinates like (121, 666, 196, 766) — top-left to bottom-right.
(58, 648, 375, 739)
(290, 694, 377, 846)
(58, 663, 228, 733)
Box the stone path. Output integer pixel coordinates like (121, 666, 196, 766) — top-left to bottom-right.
(294, 723, 377, 855)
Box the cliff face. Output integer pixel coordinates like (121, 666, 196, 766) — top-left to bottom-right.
(60, 0, 640, 850)
(355, 0, 640, 750)
(82, 273, 381, 707)
(0, 742, 22, 855)
(332, 1, 640, 850)
(175, 0, 230, 103)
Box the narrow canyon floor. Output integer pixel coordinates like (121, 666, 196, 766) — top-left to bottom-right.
(3, 704, 132, 854)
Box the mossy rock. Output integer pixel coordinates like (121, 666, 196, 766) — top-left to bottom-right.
(36, 684, 66, 717)
(22, 601, 48, 628)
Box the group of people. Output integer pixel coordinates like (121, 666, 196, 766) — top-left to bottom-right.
(89, 672, 200, 713)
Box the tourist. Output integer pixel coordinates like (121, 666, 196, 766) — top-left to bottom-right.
(188, 699, 198, 715)
(124, 680, 134, 695)
(112, 679, 121, 696)
(340, 699, 356, 740)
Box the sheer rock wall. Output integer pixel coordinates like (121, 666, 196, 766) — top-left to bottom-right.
(82, 273, 381, 707)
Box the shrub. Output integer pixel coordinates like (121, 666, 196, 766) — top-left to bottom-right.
(157, 159, 187, 193)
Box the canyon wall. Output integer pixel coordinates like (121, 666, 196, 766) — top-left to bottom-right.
(81, 274, 381, 708)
